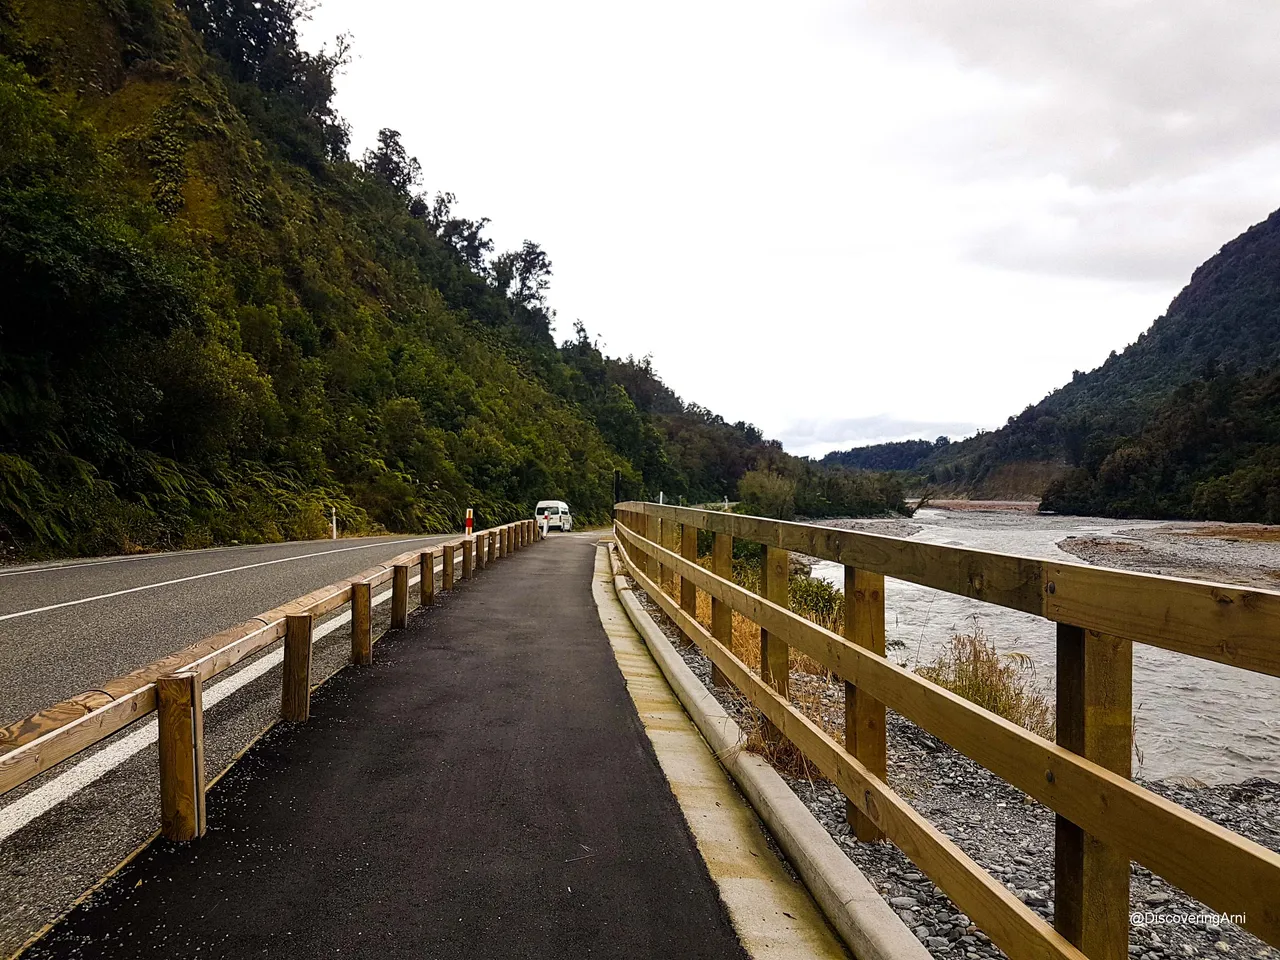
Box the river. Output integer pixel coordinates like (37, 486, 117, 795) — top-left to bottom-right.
(806, 508, 1280, 784)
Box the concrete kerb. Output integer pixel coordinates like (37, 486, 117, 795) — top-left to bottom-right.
(605, 543, 930, 960)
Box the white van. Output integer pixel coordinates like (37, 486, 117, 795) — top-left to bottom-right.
(535, 500, 572, 532)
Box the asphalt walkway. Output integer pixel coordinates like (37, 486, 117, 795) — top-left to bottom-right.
(23, 534, 749, 959)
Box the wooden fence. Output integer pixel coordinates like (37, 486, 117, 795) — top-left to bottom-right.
(613, 502, 1280, 960)
(0, 519, 540, 840)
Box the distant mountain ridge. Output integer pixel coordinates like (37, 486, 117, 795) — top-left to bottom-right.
(822, 208, 1280, 521)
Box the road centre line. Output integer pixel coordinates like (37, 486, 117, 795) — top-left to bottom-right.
(0, 538, 407, 579)
(0, 537, 438, 623)
(0, 574, 423, 844)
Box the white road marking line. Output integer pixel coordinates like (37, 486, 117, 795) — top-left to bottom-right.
(0, 537, 410, 579)
(0, 538, 438, 623)
(0, 573, 427, 844)
(0, 553, 181, 579)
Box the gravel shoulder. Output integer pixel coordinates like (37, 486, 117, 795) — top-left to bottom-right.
(628, 579, 1280, 960)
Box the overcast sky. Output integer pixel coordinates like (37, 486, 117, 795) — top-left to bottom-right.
(298, 2, 1280, 458)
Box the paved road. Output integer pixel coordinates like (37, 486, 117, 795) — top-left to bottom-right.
(23, 535, 748, 959)
(0, 533, 456, 954)
(0, 534, 452, 727)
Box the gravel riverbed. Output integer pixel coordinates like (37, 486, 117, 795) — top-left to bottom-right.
(1059, 526, 1280, 591)
(628, 581, 1280, 960)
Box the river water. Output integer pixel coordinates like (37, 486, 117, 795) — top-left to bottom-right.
(807, 508, 1280, 784)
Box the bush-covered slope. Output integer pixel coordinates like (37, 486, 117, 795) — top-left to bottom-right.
(1040, 364, 1280, 522)
(0, 0, 908, 558)
(0, 0, 631, 554)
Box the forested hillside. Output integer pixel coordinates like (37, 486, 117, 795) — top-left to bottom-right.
(822, 438, 949, 472)
(0, 0, 903, 558)
(1039, 363, 1280, 522)
(823, 208, 1280, 521)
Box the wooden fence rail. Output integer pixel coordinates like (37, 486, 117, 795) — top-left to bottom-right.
(0, 519, 539, 839)
(613, 502, 1280, 960)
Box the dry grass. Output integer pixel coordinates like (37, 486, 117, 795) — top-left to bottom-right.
(682, 586, 837, 678)
(653, 576, 845, 780)
(915, 622, 1055, 738)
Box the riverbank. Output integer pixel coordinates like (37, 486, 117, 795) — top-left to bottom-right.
(922, 500, 1041, 513)
(1059, 524, 1280, 590)
(629, 584, 1279, 960)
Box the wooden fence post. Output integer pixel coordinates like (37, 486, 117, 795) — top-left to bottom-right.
(352, 581, 372, 665)
(443, 544, 455, 590)
(1054, 625, 1133, 960)
(656, 516, 668, 594)
(710, 530, 732, 688)
(844, 567, 886, 841)
(680, 521, 698, 629)
(760, 545, 790, 744)
(281, 613, 313, 722)
(644, 512, 657, 580)
(157, 671, 205, 841)
(476, 534, 487, 570)
(665, 517, 680, 596)
(420, 550, 435, 605)
(463, 538, 474, 580)
(391, 563, 409, 629)
(488, 529, 497, 561)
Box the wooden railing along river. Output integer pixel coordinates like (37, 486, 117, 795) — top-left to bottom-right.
(614, 502, 1279, 960)
(0, 520, 539, 840)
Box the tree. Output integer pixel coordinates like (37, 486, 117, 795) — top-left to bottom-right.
(361, 128, 421, 197)
(493, 240, 553, 308)
(440, 216, 493, 272)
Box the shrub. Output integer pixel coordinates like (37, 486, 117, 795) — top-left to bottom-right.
(737, 469, 796, 519)
(788, 573, 843, 635)
(915, 623, 1055, 738)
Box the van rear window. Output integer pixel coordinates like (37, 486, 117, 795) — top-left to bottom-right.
(541, 506, 560, 515)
